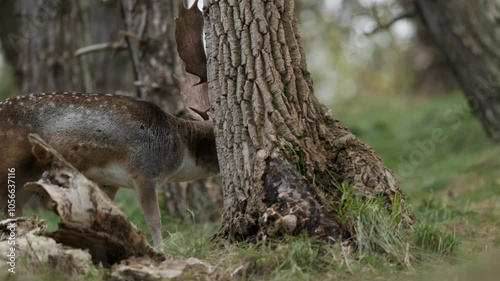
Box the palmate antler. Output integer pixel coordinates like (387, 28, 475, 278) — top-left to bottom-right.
(175, 0, 211, 121)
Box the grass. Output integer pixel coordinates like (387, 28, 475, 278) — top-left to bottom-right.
(334, 93, 500, 279)
(10, 92, 500, 280)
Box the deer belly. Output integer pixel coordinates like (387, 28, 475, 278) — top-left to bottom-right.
(84, 164, 134, 188)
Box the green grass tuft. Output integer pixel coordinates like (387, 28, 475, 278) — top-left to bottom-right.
(412, 224, 458, 256)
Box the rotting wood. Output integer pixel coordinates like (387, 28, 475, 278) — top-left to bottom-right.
(0, 217, 220, 279)
(0, 217, 93, 278)
(109, 256, 218, 281)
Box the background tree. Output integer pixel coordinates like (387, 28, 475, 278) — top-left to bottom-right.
(204, 0, 411, 241)
(300, 0, 499, 143)
(17, 0, 92, 93)
(416, 0, 500, 142)
(120, 0, 183, 113)
(0, 1, 21, 88)
(344, 0, 458, 95)
(14, 0, 133, 94)
(87, 0, 133, 93)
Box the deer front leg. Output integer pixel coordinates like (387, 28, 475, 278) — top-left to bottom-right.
(135, 180, 163, 250)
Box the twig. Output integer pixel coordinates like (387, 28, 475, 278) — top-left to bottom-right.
(365, 9, 416, 36)
(118, 30, 144, 42)
(74, 42, 127, 57)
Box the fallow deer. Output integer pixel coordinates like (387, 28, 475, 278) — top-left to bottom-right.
(0, 92, 219, 248)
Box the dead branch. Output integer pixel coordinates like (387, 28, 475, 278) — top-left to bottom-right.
(74, 41, 127, 57)
(366, 8, 416, 36)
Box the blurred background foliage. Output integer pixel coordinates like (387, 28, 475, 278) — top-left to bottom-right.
(297, 0, 457, 106)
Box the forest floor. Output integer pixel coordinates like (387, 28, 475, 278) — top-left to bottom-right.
(23, 93, 500, 280)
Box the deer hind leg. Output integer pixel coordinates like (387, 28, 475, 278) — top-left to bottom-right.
(0, 176, 37, 218)
(0, 152, 42, 217)
(134, 177, 163, 249)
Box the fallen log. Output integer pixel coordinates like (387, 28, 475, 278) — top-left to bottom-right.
(0, 217, 93, 278)
(24, 133, 164, 265)
(0, 217, 221, 280)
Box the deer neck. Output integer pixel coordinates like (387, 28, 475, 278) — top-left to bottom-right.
(170, 119, 219, 182)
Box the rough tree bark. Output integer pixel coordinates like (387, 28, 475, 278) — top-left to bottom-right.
(416, 0, 500, 142)
(121, 0, 221, 222)
(204, 0, 411, 241)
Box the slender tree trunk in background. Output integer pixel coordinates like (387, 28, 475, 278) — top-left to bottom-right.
(0, 1, 22, 88)
(205, 0, 411, 241)
(18, 0, 93, 93)
(416, 0, 500, 142)
(121, 0, 221, 222)
(162, 178, 222, 223)
(120, 0, 183, 114)
(89, 0, 133, 93)
(16, 0, 133, 94)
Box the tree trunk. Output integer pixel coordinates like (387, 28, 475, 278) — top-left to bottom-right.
(416, 0, 500, 142)
(17, 0, 134, 94)
(121, 0, 221, 222)
(89, 0, 133, 93)
(204, 0, 411, 241)
(18, 0, 93, 93)
(0, 0, 22, 88)
(120, 0, 184, 114)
